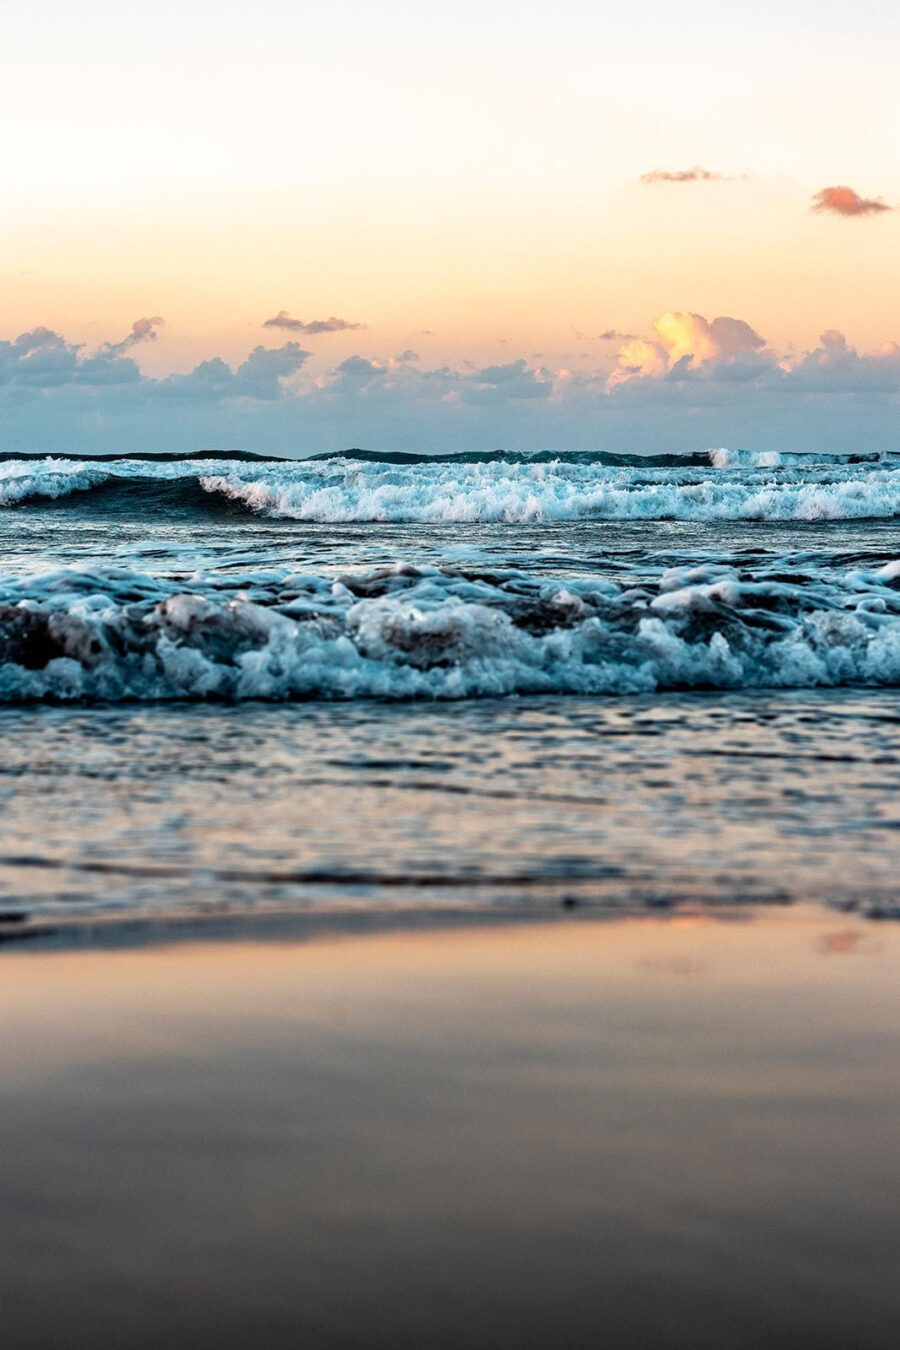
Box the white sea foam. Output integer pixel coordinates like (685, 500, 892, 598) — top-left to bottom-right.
(200, 461, 900, 523)
(0, 451, 897, 522)
(1, 559, 897, 702)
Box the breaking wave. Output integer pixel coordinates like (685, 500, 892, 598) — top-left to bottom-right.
(1, 558, 898, 703)
(1, 450, 898, 522)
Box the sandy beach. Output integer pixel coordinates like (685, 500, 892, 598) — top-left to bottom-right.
(4, 4, 899, 1346)
(3, 905, 898, 1349)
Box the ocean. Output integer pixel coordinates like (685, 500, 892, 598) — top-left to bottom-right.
(1, 447, 898, 936)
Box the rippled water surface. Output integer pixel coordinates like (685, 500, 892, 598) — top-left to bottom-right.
(2, 690, 897, 929)
(0, 449, 897, 934)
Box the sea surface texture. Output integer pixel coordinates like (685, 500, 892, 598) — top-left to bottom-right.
(0, 448, 897, 931)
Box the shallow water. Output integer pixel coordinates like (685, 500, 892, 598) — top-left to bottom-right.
(0, 449, 897, 932)
(1, 689, 897, 929)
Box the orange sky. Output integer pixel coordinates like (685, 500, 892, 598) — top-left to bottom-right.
(1, 0, 898, 377)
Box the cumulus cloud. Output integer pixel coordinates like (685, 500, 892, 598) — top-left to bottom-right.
(0, 327, 142, 388)
(327, 356, 388, 392)
(163, 343, 310, 401)
(811, 186, 891, 217)
(607, 314, 900, 407)
(611, 312, 765, 384)
(263, 311, 366, 334)
(640, 167, 738, 185)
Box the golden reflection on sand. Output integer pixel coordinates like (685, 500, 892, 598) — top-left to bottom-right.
(1, 906, 897, 1083)
(2, 906, 899, 1349)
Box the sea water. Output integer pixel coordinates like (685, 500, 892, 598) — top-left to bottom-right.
(0, 448, 897, 931)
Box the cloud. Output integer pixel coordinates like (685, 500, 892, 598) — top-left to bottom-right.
(327, 356, 388, 391)
(2, 315, 900, 456)
(573, 328, 638, 342)
(0, 327, 141, 388)
(163, 343, 311, 401)
(0, 324, 309, 400)
(775, 329, 900, 393)
(263, 311, 366, 334)
(639, 167, 737, 185)
(315, 355, 553, 409)
(98, 316, 165, 358)
(608, 314, 900, 405)
(811, 185, 891, 217)
(463, 359, 553, 402)
(611, 312, 765, 384)
(0, 318, 166, 388)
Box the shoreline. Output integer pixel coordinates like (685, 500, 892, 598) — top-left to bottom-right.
(2, 895, 893, 957)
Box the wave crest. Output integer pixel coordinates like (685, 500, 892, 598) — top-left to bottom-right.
(2, 450, 898, 522)
(200, 462, 900, 523)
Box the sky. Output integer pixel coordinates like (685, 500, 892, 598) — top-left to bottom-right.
(1, 0, 898, 454)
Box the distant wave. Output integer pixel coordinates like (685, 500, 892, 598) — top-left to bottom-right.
(0, 558, 897, 702)
(1, 450, 898, 522)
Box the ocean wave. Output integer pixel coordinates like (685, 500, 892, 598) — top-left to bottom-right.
(0, 460, 114, 506)
(2, 451, 898, 521)
(200, 463, 900, 523)
(0, 559, 898, 702)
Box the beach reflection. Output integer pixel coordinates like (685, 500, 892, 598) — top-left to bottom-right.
(2, 688, 899, 929)
(1, 908, 899, 1349)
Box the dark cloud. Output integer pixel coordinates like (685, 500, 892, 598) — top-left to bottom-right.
(0, 324, 309, 401)
(334, 355, 385, 379)
(163, 343, 310, 401)
(0, 327, 141, 388)
(639, 167, 737, 185)
(263, 311, 366, 334)
(811, 186, 891, 217)
(13, 327, 67, 353)
(321, 356, 389, 397)
(464, 359, 552, 402)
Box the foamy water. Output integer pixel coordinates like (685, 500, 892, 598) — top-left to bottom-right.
(2, 447, 899, 521)
(0, 557, 898, 703)
(0, 447, 897, 934)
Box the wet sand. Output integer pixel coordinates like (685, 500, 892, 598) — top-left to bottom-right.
(2, 906, 899, 1349)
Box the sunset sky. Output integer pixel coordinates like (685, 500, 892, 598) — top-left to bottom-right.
(2, 0, 898, 453)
